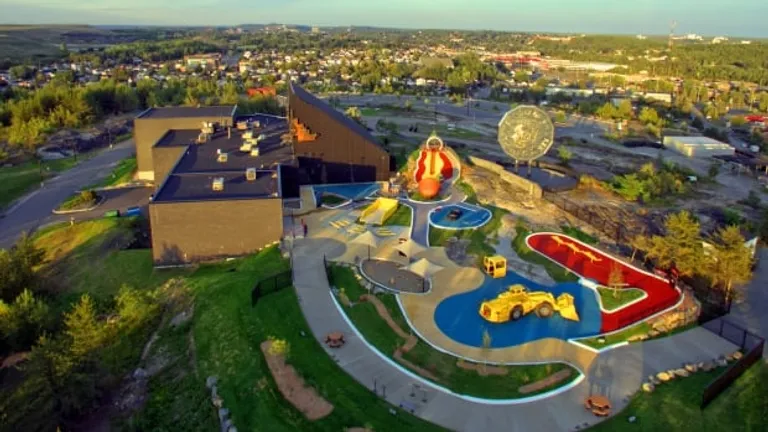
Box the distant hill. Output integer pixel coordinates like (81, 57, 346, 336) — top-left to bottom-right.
(0, 25, 148, 68)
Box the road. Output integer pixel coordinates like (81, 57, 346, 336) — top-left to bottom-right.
(0, 140, 145, 248)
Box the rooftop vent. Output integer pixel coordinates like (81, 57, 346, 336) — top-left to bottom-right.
(236, 121, 249, 131)
(250, 148, 260, 157)
(196, 132, 210, 144)
(212, 177, 224, 191)
(217, 150, 228, 163)
(246, 167, 257, 181)
(240, 142, 252, 153)
(271, 171, 278, 179)
(201, 121, 215, 135)
(243, 130, 254, 140)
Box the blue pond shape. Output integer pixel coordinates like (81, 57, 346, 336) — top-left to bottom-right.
(434, 272, 602, 348)
(429, 204, 492, 230)
(313, 182, 379, 202)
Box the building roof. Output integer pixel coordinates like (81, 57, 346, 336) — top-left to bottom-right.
(152, 171, 279, 203)
(137, 105, 237, 120)
(289, 82, 383, 150)
(665, 136, 732, 147)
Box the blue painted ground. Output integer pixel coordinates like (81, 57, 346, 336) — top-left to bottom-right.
(313, 182, 379, 203)
(429, 204, 491, 229)
(434, 272, 602, 348)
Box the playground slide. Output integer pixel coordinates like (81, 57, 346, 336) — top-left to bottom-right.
(526, 233, 681, 333)
(360, 198, 399, 225)
(415, 150, 455, 182)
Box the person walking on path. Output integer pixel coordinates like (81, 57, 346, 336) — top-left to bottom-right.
(303, 223, 308, 238)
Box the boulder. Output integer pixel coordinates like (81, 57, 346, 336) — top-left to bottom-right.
(642, 383, 655, 393)
(212, 395, 224, 408)
(206, 376, 218, 389)
(733, 351, 743, 360)
(717, 358, 728, 367)
(228, 428, 238, 432)
(171, 310, 192, 328)
(218, 408, 230, 421)
(674, 368, 690, 378)
(221, 419, 233, 432)
(628, 334, 647, 342)
(656, 372, 672, 382)
(648, 330, 661, 338)
(132, 368, 148, 379)
(629, 416, 637, 423)
(701, 362, 715, 372)
(685, 364, 698, 373)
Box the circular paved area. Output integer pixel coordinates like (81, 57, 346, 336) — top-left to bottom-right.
(361, 259, 427, 293)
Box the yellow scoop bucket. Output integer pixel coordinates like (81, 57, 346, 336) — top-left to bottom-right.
(555, 293, 580, 322)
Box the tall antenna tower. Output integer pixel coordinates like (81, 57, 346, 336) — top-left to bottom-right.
(668, 20, 677, 50)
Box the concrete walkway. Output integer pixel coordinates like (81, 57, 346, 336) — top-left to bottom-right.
(725, 247, 768, 358)
(292, 219, 740, 432)
(405, 186, 466, 246)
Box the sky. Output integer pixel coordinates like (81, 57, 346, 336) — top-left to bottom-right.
(1, 0, 767, 38)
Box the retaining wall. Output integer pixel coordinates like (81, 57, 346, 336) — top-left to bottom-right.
(468, 156, 543, 198)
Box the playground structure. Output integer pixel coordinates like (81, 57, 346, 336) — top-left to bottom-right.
(483, 255, 508, 279)
(360, 197, 399, 225)
(479, 284, 580, 323)
(413, 133, 459, 199)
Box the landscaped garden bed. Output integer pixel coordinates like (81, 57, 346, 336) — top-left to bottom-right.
(55, 189, 102, 212)
(597, 287, 645, 311)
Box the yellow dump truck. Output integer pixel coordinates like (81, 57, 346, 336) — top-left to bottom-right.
(479, 284, 580, 323)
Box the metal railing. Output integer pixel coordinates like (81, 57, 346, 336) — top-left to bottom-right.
(251, 270, 293, 307)
(700, 319, 765, 409)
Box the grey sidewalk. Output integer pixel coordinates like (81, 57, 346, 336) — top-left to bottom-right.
(291, 235, 738, 432)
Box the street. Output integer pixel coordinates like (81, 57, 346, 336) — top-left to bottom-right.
(0, 139, 144, 248)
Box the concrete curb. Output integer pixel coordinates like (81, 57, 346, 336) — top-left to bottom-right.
(52, 196, 104, 215)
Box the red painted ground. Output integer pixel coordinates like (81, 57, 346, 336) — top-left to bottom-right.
(526, 233, 682, 333)
(415, 150, 454, 182)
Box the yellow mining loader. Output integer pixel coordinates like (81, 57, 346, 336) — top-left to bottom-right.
(479, 284, 580, 323)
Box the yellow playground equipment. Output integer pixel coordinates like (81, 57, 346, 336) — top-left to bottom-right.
(479, 284, 580, 323)
(359, 198, 399, 225)
(483, 255, 507, 278)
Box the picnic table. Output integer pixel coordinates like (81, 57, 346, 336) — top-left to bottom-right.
(584, 395, 611, 417)
(325, 332, 346, 348)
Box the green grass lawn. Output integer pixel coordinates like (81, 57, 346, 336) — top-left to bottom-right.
(130, 251, 446, 432)
(588, 363, 768, 431)
(597, 287, 646, 311)
(32, 218, 188, 307)
(418, 124, 486, 140)
(560, 225, 598, 245)
(330, 265, 579, 399)
(0, 158, 79, 209)
(577, 322, 652, 349)
(95, 157, 136, 188)
(511, 226, 579, 283)
(383, 204, 413, 227)
(57, 157, 138, 210)
(409, 191, 443, 202)
(320, 193, 348, 206)
(429, 205, 507, 265)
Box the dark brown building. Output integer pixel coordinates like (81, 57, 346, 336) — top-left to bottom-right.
(288, 83, 393, 184)
(144, 85, 392, 266)
(134, 106, 236, 181)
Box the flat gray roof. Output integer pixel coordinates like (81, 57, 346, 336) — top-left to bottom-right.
(138, 105, 236, 120)
(153, 171, 279, 203)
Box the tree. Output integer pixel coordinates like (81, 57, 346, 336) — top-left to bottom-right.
(554, 111, 567, 123)
(706, 226, 753, 301)
(404, 100, 412, 111)
(9, 65, 34, 81)
(63, 295, 104, 358)
(557, 146, 572, 166)
(639, 107, 663, 128)
(0, 233, 44, 302)
(645, 211, 703, 276)
(481, 329, 492, 374)
(616, 100, 634, 121)
(345, 106, 362, 122)
(596, 102, 617, 120)
(629, 235, 649, 262)
(607, 261, 625, 298)
(708, 161, 721, 179)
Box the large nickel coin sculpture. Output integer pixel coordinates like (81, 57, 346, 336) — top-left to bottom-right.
(497, 105, 555, 167)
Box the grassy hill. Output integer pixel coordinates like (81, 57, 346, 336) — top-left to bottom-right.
(0, 25, 120, 67)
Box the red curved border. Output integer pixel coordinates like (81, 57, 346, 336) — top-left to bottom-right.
(526, 233, 682, 333)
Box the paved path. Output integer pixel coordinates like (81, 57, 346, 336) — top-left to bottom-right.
(725, 247, 768, 358)
(292, 219, 739, 432)
(0, 140, 141, 247)
(405, 187, 465, 246)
